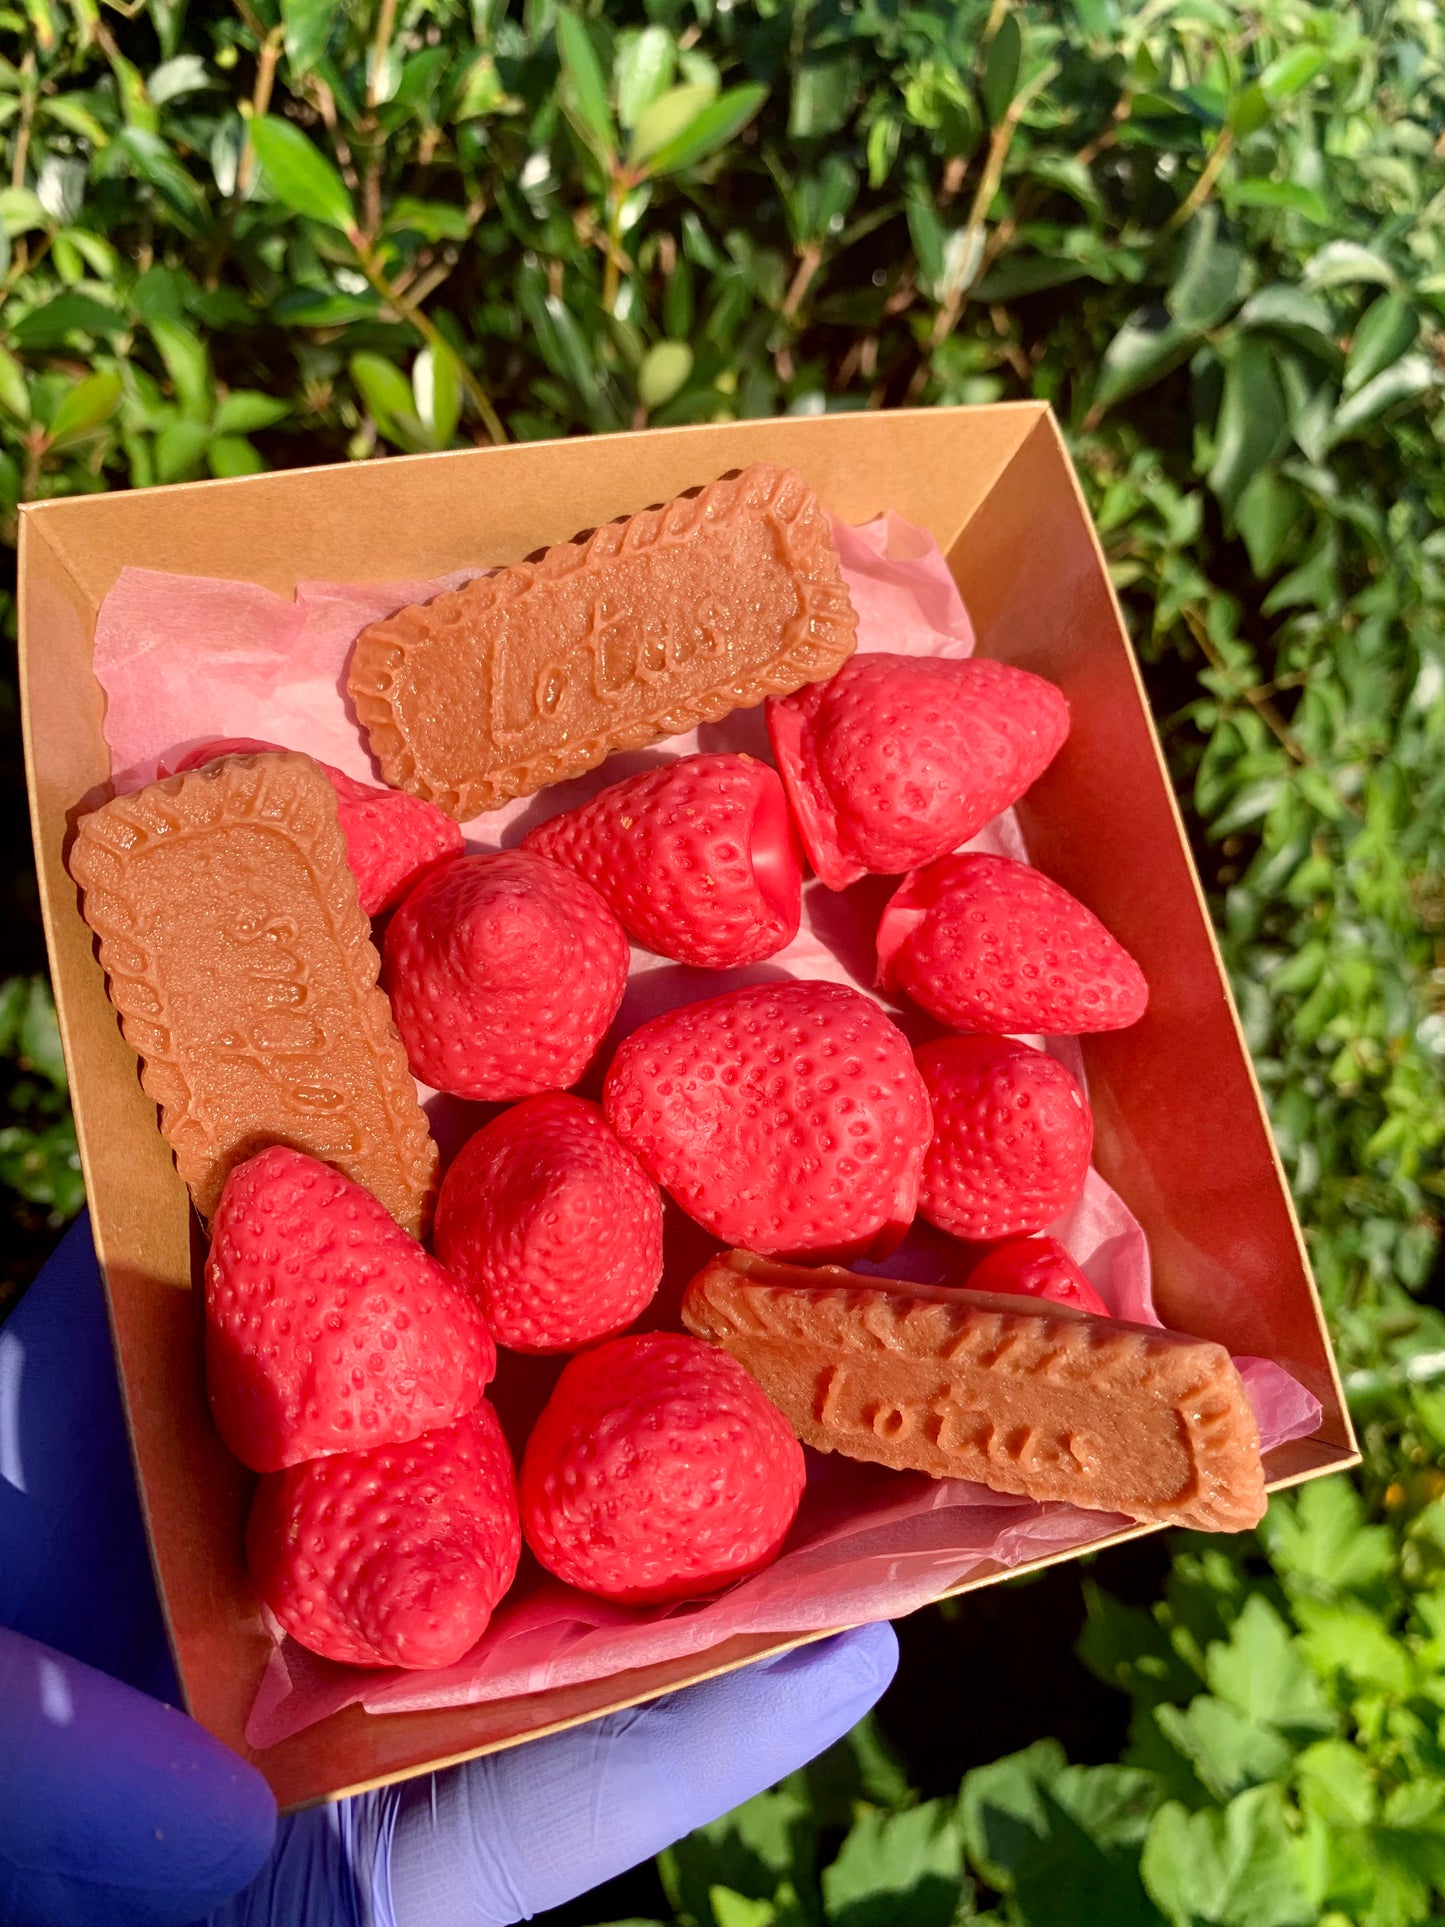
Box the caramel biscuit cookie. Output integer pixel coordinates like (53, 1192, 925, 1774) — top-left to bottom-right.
(348, 464, 859, 819)
(70, 752, 438, 1233)
(682, 1251, 1266, 1532)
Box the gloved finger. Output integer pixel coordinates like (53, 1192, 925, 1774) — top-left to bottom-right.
(0, 1211, 175, 1698)
(370, 1620, 899, 1927)
(0, 1627, 276, 1927)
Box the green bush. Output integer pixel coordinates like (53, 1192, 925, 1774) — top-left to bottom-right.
(4, 0, 1444, 1914)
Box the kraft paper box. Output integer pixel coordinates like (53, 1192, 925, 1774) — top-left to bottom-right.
(19, 403, 1356, 1810)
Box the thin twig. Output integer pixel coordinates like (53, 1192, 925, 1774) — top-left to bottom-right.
(357, 246, 507, 443)
(368, 0, 400, 108)
(1183, 609, 1310, 767)
(782, 243, 823, 322)
(11, 54, 36, 191)
(1162, 125, 1234, 235)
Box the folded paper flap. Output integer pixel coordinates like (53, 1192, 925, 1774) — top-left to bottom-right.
(348, 465, 860, 820)
(69, 751, 438, 1232)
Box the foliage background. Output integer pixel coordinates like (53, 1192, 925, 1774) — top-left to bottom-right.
(4, 0, 1445, 1917)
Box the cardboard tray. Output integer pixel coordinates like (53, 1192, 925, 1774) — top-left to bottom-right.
(19, 403, 1358, 1809)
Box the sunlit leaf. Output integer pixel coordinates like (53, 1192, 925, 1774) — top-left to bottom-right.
(248, 114, 357, 234)
(46, 370, 123, 449)
(643, 84, 766, 176)
(555, 9, 617, 161)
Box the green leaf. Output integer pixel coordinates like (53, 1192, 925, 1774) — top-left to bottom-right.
(1230, 83, 1269, 138)
(11, 291, 125, 349)
(350, 349, 422, 439)
(637, 340, 693, 410)
(1154, 1696, 1294, 1801)
(412, 342, 461, 447)
(1259, 45, 1329, 101)
(822, 1800, 967, 1927)
(453, 54, 509, 121)
(147, 54, 210, 104)
(154, 418, 212, 484)
(615, 25, 675, 129)
(630, 83, 716, 167)
(1093, 307, 1199, 412)
(248, 115, 356, 234)
(659, 1786, 810, 1924)
(982, 11, 1023, 127)
(1234, 469, 1302, 575)
(710, 1892, 774, 1927)
(0, 185, 47, 235)
(17, 979, 67, 1089)
(1261, 1478, 1394, 1595)
(208, 434, 264, 477)
(1295, 1739, 1377, 1828)
(961, 1743, 1163, 1927)
(1168, 208, 1245, 329)
(1141, 1788, 1315, 1927)
(1331, 353, 1434, 441)
(1209, 336, 1288, 514)
(555, 10, 617, 161)
(790, 53, 861, 140)
(213, 390, 291, 435)
(1294, 1597, 1414, 1694)
(0, 345, 29, 420)
(45, 370, 123, 450)
(148, 315, 211, 419)
(0, 1117, 83, 1216)
(1344, 293, 1418, 395)
(385, 196, 473, 242)
(643, 84, 766, 176)
(1226, 179, 1328, 224)
(1204, 1596, 1334, 1737)
(1237, 284, 1337, 346)
(281, 0, 332, 75)
(1302, 240, 1398, 291)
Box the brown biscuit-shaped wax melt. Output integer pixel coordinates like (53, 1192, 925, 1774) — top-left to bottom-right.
(348, 464, 859, 819)
(69, 752, 438, 1234)
(682, 1251, 1266, 1532)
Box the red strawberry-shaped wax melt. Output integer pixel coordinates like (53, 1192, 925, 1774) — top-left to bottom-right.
(767, 653, 1069, 888)
(877, 853, 1148, 1035)
(170, 738, 463, 916)
(205, 1146, 494, 1474)
(247, 1400, 520, 1667)
(434, 1094, 664, 1354)
(604, 979, 932, 1257)
(965, 1235, 1109, 1315)
(523, 753, 803, 968)
(383, 851, 628, 1100)
(519, 1332, 804, 1605)
(916, 1035, 1092, 1241)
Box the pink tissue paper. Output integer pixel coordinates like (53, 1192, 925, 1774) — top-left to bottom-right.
(90, 508, 1322, 1748)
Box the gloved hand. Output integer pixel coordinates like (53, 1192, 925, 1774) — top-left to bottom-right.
(0, 1214, 898, 1927)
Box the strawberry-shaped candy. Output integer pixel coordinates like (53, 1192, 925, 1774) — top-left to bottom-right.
(519, 1332, 804, 1605)
(170, 738, 462, 916)
(205, 1146, 494, 1474)
(966, 1235, 1109, 1315)
(434, 1094, 664, 1353)
(767, 654, 1069, 888)
(383, 851, 628, 1100)
(604, 980, 932, 1257)
(917, 1036, 1092, 1242)
(522, 753, 803, 968)
(877, 853, 1147, 1035)
(248, 1400, 520, 1668)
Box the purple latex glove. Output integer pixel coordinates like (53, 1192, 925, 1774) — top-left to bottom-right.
(0, 1214, 898, 1927)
